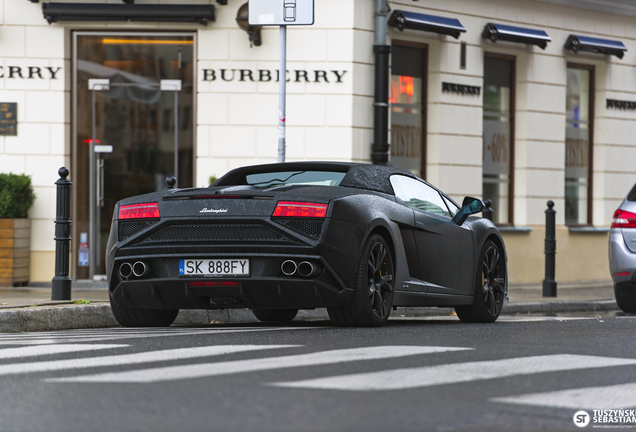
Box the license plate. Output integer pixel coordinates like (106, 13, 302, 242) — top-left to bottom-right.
(179, 259, 250, 277)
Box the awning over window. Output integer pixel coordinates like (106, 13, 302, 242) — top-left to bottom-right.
(388, 10, 466, 39)
(481, 22, 551, 49)
(564, 35, 627, 59)
(42, 3, 215, 25)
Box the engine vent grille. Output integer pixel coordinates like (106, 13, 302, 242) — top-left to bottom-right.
(118, 221, 155, 241)
(276, 219, 323, 239)
(142, 224, 292, 243)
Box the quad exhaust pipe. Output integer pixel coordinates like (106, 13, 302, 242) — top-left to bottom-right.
(280, 260, 322, 278)
(281, 260, 297, 276)
(119, 262, 133, 279)
(119, 261, 150, 279)
(132, 261, 149, 277)
(298, 261, 321, 277)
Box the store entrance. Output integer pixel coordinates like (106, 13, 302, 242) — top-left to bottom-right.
(73, 33, 195, 279)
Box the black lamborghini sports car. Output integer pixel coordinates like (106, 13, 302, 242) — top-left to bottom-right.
(106, 162, 508, 327)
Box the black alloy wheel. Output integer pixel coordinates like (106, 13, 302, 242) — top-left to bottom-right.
(252, 308, 299, 322)
(456, 240, 506, 323)
(109, 294, 179, 327)
(328, 234, 395, 327)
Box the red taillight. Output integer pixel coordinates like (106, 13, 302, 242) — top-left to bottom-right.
(614, 272, 631, 277)
(611, 209, 636, 228)
(272, 201, 328, 218)
(188, 281, 240, 287)
(118, 203, 160, 220)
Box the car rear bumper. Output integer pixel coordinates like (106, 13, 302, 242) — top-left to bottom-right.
(609, 228, 636, 284)
(108, 253, 352, 310)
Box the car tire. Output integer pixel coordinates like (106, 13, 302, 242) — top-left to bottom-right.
(327, 233, 394, 327)
(614, 283, 636, 313)
(109, 294, 179, 327)
(455, 239, 506, 323)
(252, 308, 298, 322)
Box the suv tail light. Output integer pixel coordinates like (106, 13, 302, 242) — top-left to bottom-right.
(272, 201, 328, 218)
(611, 209, 636, 228)
(119, 203, 160, 220)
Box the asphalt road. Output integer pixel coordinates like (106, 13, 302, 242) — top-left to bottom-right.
(0, 313, 635, 432)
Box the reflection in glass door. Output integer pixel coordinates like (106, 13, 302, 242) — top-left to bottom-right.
(483, 55, 514, 225)
(565, 65, 593, 225)
(390, 44, 427, 179)
(73, 33, 195, 279)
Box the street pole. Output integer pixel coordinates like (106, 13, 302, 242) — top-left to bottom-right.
(248, 0, 313, 162)
(482, 199, 493, 221)
(371, 0, 391, 165)
(52, 167, 72, 300)
(278, 25, 287, 163)
(89, 89, 97, 280)
(174, 90, 179, 184)
(543, 200, 557, 297)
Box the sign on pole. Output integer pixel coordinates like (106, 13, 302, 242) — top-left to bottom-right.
(248, 0, 314, 26)
(248, 0, 314, 163)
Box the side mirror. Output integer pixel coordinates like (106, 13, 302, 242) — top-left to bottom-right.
(452, 197, 484, 225)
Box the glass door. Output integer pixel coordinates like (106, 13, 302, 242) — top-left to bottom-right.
(390, 43, 427, 179)
(73, 33, 195, 279)
(565, 65, 593, 225)
(483, 55, 514, 225)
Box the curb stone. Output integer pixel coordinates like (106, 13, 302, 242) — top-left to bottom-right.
(0, 300, 620, 332)
(0, 304, 118, 332)
(501, 300, 618, 314)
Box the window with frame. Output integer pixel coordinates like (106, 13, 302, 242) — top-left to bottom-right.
(483, 55, 514, 225)
(390, 175, 451, 217)
(390, 43, 427, 179)
(565, 65, 593, 225)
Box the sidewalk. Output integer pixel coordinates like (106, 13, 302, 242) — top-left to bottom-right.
(0, 280, 618, 332)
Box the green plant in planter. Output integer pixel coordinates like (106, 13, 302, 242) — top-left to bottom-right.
(0, 173, 36, 219)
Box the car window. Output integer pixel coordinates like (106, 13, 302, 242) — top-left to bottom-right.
(390, 175, 451, 217)
(442, 195, 460, 217)
(628, 183, 636, 202)
(244, 171, 346, 188)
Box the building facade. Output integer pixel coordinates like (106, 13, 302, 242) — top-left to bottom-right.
(0, 0, 634, 284)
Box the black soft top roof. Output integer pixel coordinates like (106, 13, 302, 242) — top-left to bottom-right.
(213, 161, 419, 195)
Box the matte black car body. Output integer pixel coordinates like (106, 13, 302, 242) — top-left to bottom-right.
(106, 162, 508, 323)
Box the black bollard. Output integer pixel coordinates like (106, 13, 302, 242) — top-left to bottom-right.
(543, 200, 557, 297)
(52, 167, 72, 300)
(482, 199, 493, 221)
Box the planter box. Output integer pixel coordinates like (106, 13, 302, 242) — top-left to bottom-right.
(0, 219, 31, 287)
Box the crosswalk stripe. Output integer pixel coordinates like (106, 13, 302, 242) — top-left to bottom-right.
(270, 354, 636, 391)
(0, 344, 127, 360)
(0, 327, 287, 340)
(0, 327, 322, 346)
(491, 383, 636, 409)
(46, 345, 470, 383)
(0, 345, 296, 377)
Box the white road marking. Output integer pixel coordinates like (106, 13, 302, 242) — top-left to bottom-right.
(47, 346, 470, 383)
(0, 345, 295, 377)
(0, 344, 127, 360)
(390, 316, 596, 322)
(491, 383, 636, 409)
(0, 327, 322, 345)
(271, 354, 636, 391)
